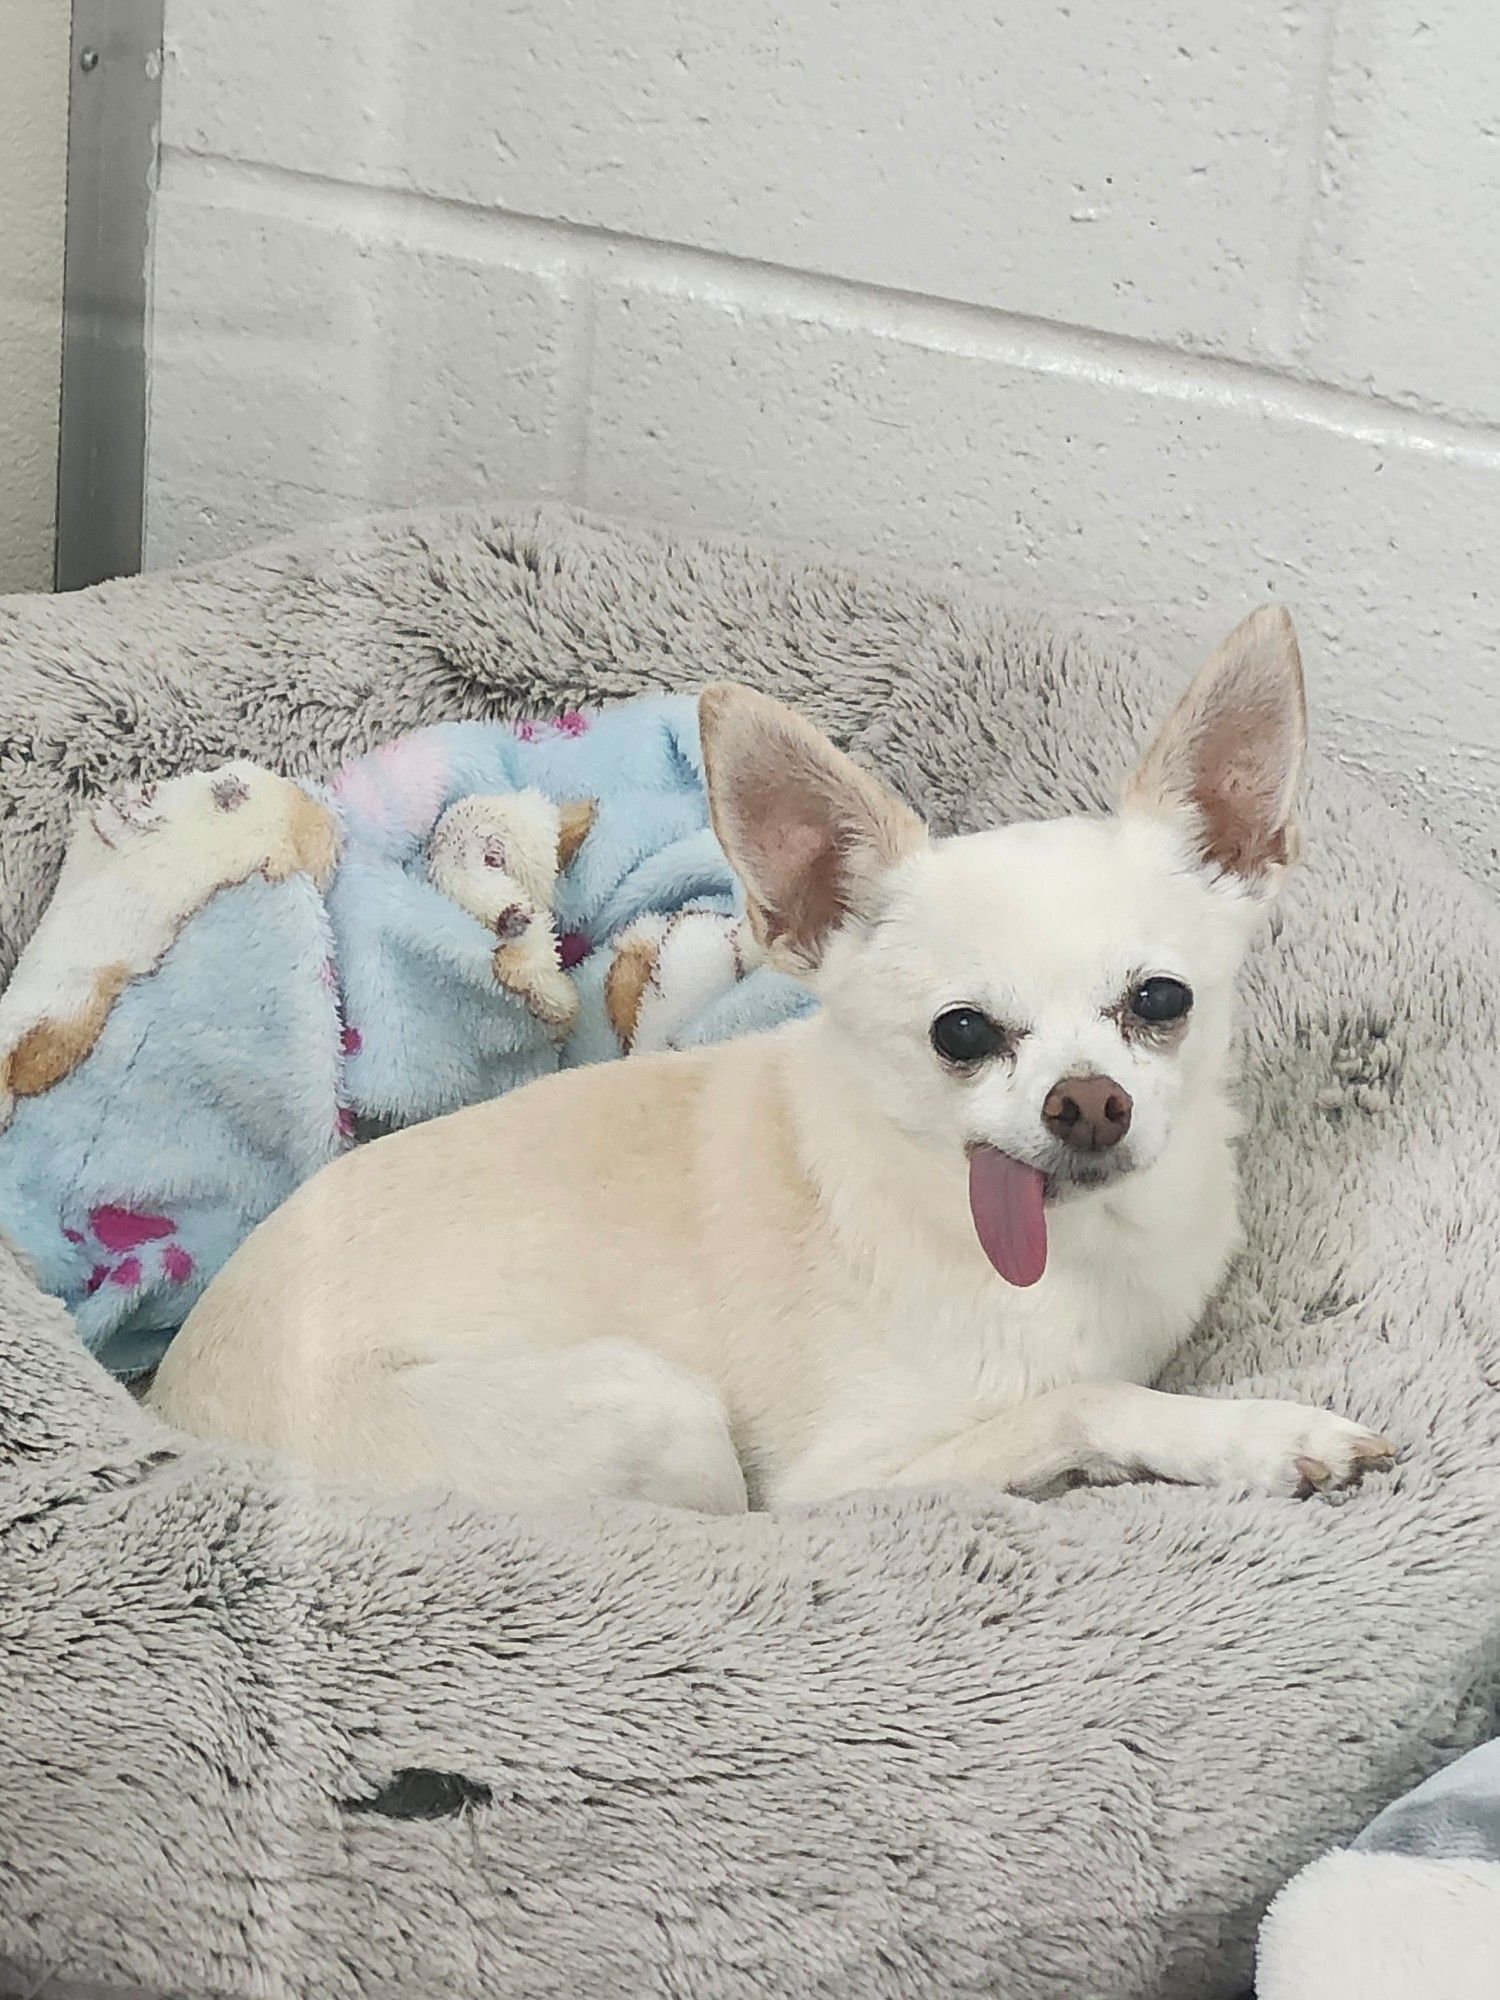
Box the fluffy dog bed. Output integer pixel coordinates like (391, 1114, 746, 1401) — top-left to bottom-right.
(1, 506, 1497, 2000)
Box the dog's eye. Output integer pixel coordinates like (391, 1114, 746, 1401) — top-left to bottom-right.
(930, 1007, 1007, 1065)
(1130, 977, 1193, 1025)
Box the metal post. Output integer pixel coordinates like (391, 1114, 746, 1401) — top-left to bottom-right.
(54, 0, 164, 591)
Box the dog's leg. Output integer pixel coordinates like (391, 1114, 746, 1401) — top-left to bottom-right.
(889, 1383, 1394, 1499)
(184, 1334, 751, 1515)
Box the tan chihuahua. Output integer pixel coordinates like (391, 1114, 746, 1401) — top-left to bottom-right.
(151, 608, 1393, 1511)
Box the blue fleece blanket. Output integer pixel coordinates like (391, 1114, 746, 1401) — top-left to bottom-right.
(0, 697, 811, 1376)
(1351, 1739, 1500, 1861)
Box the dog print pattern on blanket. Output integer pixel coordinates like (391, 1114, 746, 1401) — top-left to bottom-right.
(0, 695, 812, 1377)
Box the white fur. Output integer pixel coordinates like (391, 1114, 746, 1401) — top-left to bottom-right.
(150, 612, 1392, 1512)
(614, 909, 761, 1054)
(1257, 1852, 1500, 2000)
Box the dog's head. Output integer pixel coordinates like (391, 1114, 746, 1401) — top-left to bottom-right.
(699, 607, 1306, 1287)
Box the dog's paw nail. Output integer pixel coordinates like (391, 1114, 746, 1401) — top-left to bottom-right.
(1352, 1433, 1396, 1465)
(1295, 1455, 1332, 1491)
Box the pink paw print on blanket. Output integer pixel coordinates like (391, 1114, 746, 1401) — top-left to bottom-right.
(68, 1205, 195, 1296)
(514, 709, 593, 744)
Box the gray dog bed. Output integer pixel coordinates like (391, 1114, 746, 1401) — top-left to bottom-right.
(1, 506, 1498, 2000)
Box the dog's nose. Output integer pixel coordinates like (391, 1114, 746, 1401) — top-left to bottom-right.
(1042, 1075, 1133, 1152)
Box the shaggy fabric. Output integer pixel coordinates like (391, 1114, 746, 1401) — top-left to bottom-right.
(0, 694, 805, 1377)
(0, 505, 1498, 2000)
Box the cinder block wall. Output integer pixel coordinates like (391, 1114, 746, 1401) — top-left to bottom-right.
(146, 1, 1500, 888)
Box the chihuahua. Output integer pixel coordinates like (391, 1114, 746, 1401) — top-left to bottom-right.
(150, 608, 1393, 1512)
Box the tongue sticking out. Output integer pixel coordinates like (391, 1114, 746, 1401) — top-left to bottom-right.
(968, 1146, 1048, 1287)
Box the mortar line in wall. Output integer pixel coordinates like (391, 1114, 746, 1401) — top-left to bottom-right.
(157, 144, 1500, 471)
(1263, 0, 1344, 366)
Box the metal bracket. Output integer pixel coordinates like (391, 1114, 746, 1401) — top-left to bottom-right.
(55, 0, 164, 591)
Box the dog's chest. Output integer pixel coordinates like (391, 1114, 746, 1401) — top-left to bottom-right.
(850, 1187, 1222, 1419)
(930, 1273, 1176, 1415)
(762, 1233, 1193, 1500)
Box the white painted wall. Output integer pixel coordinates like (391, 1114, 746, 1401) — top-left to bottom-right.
(146, 0, 1500, 888)
(0, 0, 69, 593)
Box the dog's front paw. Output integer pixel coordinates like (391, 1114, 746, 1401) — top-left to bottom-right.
(1210, 1401, 1395, 1497)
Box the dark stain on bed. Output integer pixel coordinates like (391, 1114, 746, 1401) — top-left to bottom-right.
(340, 1766, 493, 1821)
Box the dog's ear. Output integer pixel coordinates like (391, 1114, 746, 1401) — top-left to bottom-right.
(1122, 606, 1307, 892)
(698, 684, 928, 974)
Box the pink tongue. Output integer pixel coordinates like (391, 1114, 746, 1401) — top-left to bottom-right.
(968, 1146, 1048, 1287)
